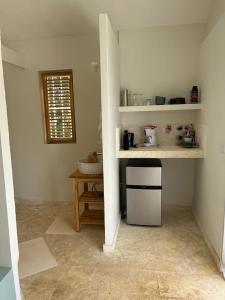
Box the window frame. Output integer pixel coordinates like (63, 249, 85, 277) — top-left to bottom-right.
(40, 69, 76, 144)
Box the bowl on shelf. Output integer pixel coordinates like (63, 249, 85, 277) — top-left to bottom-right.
(78, 160, 103, 175)
(155, 96, 166, 105)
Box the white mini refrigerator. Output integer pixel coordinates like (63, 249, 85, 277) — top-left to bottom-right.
(126, 159, 162, 226)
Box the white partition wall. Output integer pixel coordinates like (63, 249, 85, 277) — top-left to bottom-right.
(99, 14, 121, 250)
(0, 39, 21, 299)
(194, 11, 225, 274)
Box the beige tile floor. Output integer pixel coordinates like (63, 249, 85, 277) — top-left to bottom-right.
(16, 201, 225, 300)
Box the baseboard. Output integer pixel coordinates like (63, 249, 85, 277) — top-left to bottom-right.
(162, 201, 192, 207)
(193, 210, 222, 272)
(103, 213, 121, 253)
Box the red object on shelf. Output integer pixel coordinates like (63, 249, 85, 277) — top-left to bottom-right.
(191, 86, 198, 103)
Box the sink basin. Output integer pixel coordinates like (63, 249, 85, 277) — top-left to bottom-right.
(78, 160, 103, 175)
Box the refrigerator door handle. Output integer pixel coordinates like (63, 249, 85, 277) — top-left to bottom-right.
(126, 185, 162, 190)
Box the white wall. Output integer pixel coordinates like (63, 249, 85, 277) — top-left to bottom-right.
(119, 24, 205, 205)
(2, 45, 25, 68)
(194, 12, 225, 261)
(119, 24, 205, 101)
(0, 40, 21, 299)
(3, 35, 101, 202)
(99, 14, 120, 248)
(206, 0, 225, 34)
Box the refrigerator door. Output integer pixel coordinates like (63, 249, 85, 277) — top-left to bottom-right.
(127, 188, 161, 226)
(126, 166, 161, 186)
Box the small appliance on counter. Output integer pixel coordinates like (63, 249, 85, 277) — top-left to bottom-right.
(123, 130, 135, 150)
(126, 159, 162, 226)
(143, 125, 157, 147)
(177, 124, 198, 148)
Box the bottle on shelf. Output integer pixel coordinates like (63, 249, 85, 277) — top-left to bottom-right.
(191, 86, 199, 103)
(123, 130, 134, 150)
(121, 88, 128, 106)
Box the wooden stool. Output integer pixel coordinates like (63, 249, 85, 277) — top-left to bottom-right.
(69, 170, 104, 232)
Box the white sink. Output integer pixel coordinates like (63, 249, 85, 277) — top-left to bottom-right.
(78, 160, 103, 175)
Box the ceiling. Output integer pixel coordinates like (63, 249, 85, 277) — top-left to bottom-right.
(0, 0, 214, 40)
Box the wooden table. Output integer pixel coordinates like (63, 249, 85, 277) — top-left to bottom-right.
(69, 170, 104, 231)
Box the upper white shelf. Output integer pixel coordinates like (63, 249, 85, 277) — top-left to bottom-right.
(119, 103, 203, 112)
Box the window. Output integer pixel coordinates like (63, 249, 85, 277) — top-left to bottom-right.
(40, 69, 76, 144)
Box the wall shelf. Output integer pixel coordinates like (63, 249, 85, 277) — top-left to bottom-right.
(117, 146, 204, 159)
(119, 103, 203, 112)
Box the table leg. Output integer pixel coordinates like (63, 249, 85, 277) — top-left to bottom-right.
(73, 180, 80, 232)
(84, 182, 89, 210)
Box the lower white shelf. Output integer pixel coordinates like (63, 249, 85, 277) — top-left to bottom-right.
(119, 103, 203, 112)
(117, 145, 204, 159)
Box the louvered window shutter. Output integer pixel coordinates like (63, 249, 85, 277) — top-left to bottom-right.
(40, 70, 76, 143)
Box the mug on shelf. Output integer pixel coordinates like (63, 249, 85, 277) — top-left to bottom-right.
(155, 96, 166, 105)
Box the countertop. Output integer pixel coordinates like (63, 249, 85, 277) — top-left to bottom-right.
(117, 145, 204, 159)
